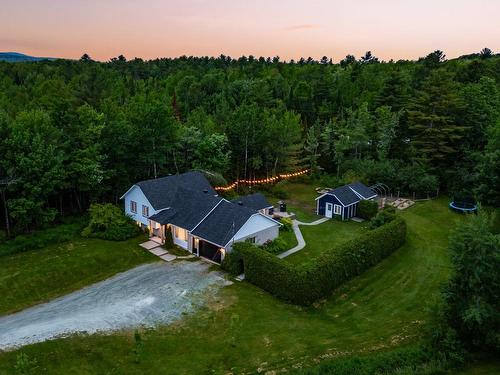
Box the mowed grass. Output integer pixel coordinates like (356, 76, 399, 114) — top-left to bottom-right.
(0, 198, 461, 374)
(0, 236, 156, 315)
(285, 219, 368, 265)
(267, 182, 321, 222)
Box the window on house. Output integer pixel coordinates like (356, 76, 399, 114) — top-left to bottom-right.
(174, 226, 188, 241)
(334, 204, 342, 215)
(130, 201, 137, 213)
(245, 237, 256, 244)
(142, 205, 149, 217)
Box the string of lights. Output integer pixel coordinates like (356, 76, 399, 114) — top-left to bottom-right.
(214, 169, 309, 191)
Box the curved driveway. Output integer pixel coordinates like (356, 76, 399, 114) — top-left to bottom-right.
(0, 261, 230, 351)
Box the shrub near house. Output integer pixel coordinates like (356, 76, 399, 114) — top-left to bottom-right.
(81, 204, 141, 241)
(227, 217, 407, 305)
(358, 199, 379, 219)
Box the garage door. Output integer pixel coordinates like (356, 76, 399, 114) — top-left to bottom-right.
(198, 240, 222, 264)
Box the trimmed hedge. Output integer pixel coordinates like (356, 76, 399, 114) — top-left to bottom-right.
(235, 217, 407, 305)
(221, 247, 245, 276)
(358, 199, 379, 219)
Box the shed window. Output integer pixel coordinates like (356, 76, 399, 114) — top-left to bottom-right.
(334, 204, 342, 215)
(142, 205, 149, 217)
(130, 201, 137, 213)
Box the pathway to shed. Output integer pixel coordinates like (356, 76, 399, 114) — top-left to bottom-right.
(277, 217, 329, 258)
(236, 216, 329, 280)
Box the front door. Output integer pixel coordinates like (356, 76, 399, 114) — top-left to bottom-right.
(325, 202, 333, 218)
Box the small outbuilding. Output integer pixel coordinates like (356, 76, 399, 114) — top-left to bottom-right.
(315, 182, 377, 220)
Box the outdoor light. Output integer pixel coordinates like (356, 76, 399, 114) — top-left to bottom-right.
(214, 169, 309, 191)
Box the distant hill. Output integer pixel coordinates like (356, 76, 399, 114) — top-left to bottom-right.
(0, 52, 57, 62)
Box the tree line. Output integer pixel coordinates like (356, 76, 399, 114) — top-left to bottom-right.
(0, 49, 499, 234)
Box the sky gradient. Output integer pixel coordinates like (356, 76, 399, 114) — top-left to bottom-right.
(1, 0, 499, 61)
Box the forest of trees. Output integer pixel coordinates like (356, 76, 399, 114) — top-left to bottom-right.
(0, 49, 499, 234)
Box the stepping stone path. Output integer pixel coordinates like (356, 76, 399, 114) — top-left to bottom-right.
(159, 253, 177, 262)
(140, 241, 178, 262)
(149, 248, 168, 257)
(139, 240, 161, 250)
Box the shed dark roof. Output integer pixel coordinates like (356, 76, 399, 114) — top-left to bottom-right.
(191, 200, 257, 247)
(135, 171, 215, 210)
(348, 182, 377, 199)
(231, 193, 272, 211)
(328, 185, 360, 206)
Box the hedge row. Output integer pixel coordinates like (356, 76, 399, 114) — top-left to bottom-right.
(232, 217, 406, 306)
(357, 199, 379, 219)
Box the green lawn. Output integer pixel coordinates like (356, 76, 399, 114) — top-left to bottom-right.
(0, 235, 156, 315)
(0, 198, 461, 374)
(266, 182, 321, 222)
(279, 227, 299, 250)
(285, 219, 368, 265)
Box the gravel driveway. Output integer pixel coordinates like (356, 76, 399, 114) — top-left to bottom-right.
(0, 261, 230, 351)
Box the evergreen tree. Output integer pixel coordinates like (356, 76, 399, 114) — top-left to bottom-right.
(408, 70, 465, 167)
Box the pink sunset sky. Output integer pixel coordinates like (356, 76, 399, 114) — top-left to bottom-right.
(1, 0, 499, 61)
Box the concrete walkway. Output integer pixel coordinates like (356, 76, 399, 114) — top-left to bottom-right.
(235, 217, 329, 280)
(277, 217, 329, 259)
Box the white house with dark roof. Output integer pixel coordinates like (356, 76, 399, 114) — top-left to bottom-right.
(121, 171, 280, 263)
(315, 182, 377, 220)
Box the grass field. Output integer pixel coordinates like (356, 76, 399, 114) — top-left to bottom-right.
(0, 192, 464, 374)
(0, 235, 156, 315)
(267, 182, 321, 222)
(285, 219, 368, 265)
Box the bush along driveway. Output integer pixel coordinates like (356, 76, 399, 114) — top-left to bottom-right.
(0, 261, 230, 351)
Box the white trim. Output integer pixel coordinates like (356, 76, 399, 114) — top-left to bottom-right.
(223, 213, 281, 248)
(120, 185, 137, 200)
(325, 202, 333, 218)
(189, 199, 224, 231)
(333, 204, 342, 215)
(121, 185, 158, 213)
(192, 234, 225, 249)
(331, 194, 348, 207)
(349, 187, 364, 200)
(315, 192, 331, 201)
(348, 186, 377, 200)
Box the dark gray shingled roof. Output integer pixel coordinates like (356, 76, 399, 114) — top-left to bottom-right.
(328, 185, 361, 206)
(326, 181, 377, 206)
(231, 193, 272, 211)
(148, 187, 222, 230)
(191, 200, 259, 247)
(135, 171, 216, 211)
(348, 182, 377, 199)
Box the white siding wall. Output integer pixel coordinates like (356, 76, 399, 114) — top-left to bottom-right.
(123, 186, 157, 226)
(225, 215, 280, 252)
